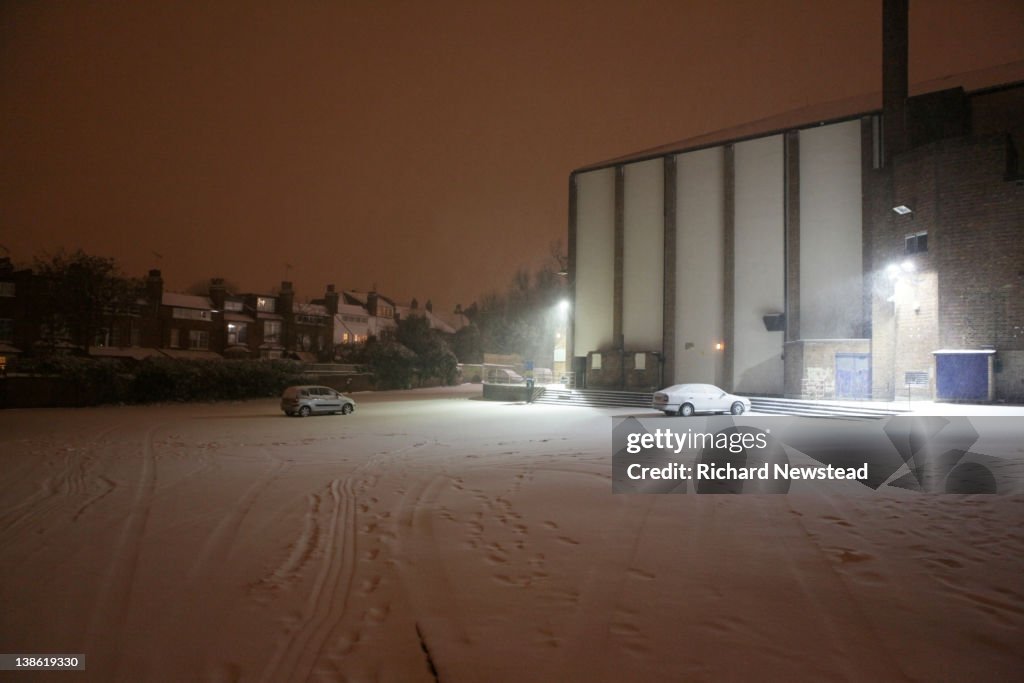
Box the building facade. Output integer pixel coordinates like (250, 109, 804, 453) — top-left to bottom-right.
(568, 2, 1023, 402)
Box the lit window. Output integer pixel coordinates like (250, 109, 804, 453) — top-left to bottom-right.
(227, 322, 248, 345)
(257, 297, 276, 313)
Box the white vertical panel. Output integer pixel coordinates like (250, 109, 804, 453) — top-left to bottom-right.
(675, 147, 725, 384)
(623, 159, 664, 350)
(800, 120, 863, 339)
(573, 168, 615, 354)
(734, 135, 785, 394)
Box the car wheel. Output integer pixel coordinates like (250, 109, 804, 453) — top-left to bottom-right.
(298, 405, 311, 418)
(341, 403, 354, 415)
(730, 401, 745, 415)
(678, 403, 695, 417)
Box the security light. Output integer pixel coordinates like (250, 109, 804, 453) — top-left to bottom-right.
(900, 259, 915, 273)
(892, 205, 912, 215)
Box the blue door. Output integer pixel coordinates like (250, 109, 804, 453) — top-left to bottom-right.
(935, 353, 989, 401)
(835, 353, 871, 399)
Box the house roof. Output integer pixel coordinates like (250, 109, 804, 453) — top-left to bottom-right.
(344, 290, 397, 307)
(162, 292, 212, 310)
(294, 302, 328, 316)
(574, 60, 1024, 173)
(337, 303, 369, 317)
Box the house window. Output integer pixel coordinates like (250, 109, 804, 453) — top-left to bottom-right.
(188, 330, 209, 350)
(264, 320, 281, 343)
(0, 318, 13, 342)
(592, 353, 602, 370)
(169, 328, 180, 348)
(0, 282, 14, 297)
(173, 307, 211, 321)
(905, 231, 928, 254)
(256, 297, 276, 313)
(224, 300, 244, 312)
(227, 322, 248, 345)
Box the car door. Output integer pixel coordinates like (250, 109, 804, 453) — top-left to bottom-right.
(320, 387, 341, 412)
(705, 385, 730, 412)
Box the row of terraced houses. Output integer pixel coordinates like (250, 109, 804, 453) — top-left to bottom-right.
(0, 263, 463, 366)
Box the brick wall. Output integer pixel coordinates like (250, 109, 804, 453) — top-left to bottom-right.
(869, 133, 1024, 401)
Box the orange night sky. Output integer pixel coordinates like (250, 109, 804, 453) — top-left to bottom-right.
(2, 0, 1022, 313)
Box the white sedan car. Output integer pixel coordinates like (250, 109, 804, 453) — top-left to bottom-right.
(652, 383, 751, 417)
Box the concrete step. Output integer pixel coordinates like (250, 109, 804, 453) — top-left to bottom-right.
(749, 397, 909, 419)
(533, 388, 652, 408)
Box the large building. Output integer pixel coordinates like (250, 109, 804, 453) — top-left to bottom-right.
(568, 0, 1023, 402)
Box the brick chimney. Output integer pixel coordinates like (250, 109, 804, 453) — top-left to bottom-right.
(279, 281, 295, 314)
(882, 0, 909, 162)
(146, 269, 163, 309)
(425, 299, 433, 313)
(209, 277, 226, 311)
(324, 284, 339, 316)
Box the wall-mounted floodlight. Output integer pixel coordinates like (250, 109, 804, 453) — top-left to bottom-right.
(886, 263, 900, 279)
(900, 259, 915, 273)
(893, 205, 912, 215)
(714, 342, 724, 351)
(558, 299, 570, 313)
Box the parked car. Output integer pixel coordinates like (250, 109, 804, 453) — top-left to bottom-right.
(484, 367, 524, 384)
(652, 383, 750, 416)
(281, 385, 356, 417)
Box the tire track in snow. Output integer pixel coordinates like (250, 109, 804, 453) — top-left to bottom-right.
(83, 422, 163, 680)
(259, 477, 358, 683)
(0, 425, 120, 542)
(188, 449, 290, 580)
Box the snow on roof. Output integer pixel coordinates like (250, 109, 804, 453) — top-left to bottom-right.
(294, 302, 327, 316)
(337, 303, 369, 317)
(162, 292, 212, 309)
(425, 311, 455, 334)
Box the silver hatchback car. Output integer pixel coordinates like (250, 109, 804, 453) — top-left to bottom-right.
(281, 385, 356, 417)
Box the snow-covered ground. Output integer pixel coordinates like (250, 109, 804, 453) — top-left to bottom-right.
(1, 385, 1021, 681)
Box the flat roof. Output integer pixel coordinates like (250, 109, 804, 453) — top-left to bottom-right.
(573, 60, 1024, 174)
